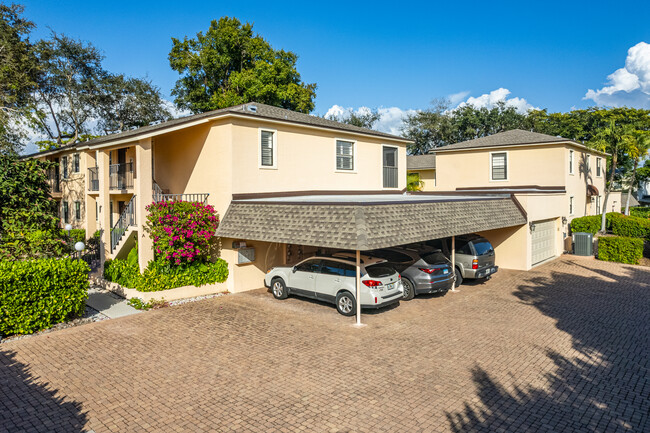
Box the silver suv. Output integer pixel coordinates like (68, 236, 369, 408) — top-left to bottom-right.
(264, 255, 403, 316)
(409, 235, 497, 287)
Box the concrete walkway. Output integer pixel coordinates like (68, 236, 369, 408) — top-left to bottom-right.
(85, 287, 140, 319)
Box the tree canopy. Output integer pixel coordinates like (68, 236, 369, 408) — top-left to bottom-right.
(169, 17, 316, 114)
(326, 108, 381, 129)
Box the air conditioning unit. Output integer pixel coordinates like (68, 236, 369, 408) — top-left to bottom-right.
(573, 232, 593, 256)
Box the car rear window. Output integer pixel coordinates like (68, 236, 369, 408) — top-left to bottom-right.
(423, 252, 448, 265)
(365, 265, 395, 278)
(472, 240, 494, 256)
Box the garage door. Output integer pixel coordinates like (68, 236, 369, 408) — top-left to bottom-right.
(531, 219, 556, 266)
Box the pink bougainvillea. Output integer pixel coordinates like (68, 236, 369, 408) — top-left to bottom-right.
(145, 200, 219, 265)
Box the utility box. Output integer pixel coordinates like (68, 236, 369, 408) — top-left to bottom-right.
(573, 232, 593, 256)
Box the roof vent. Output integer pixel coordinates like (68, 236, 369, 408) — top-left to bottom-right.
(247, 105, 257, 113)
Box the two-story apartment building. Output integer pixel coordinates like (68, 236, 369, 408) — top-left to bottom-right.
(29, 103, 533, 294)
(408, 129, 618, 270)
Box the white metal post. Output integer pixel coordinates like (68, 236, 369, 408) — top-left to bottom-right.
(450, 235, 459, 292)
(356, 249, 361, 326)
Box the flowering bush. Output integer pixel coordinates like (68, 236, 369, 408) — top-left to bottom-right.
(145, 201, 219, 265)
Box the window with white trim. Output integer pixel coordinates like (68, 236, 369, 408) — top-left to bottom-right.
(75, 201, 81, 220)
(569, 150, 574, 174)
(569, 196, 574, 215)
(260, 130, 275, 168)
(73, 154, 80, 173)
(491, 152, 507, 180)
(61, 156, 68, 179)
(596, 195, 601, 214)
(336, 140, 354, 171)
(586, 154, 591, 172)
(596, 157, 602, 177)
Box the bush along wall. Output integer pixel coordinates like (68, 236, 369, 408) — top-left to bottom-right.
(630, 207, 650, 219)
(104, 201, 229, 292)
(0, 258, 90, 336)
(597, 236, 643, 265)
(609, 213, 650, 239)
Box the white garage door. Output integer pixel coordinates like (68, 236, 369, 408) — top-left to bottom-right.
(531, 219, 556, 266)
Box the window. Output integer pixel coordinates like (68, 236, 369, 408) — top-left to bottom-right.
(295, 259, 320, 273)
(596, 195, 601, 214)
(320, 260, 345, 276)
(62, 201, 69, 223)
(75, 201, 81, 220)
(490, 152, 508, 181)
(586, 154, 591, 172)
(569, 196, 575, 215)
(259, 129, 276, 168)
(95, 202, 98, 221)
(73, 154, 80, 173)
(569, 150, 574, 174)
(61, 156, 68, 179)
(596, 158, 602, 177)
(383, 146, 398, 188)
(336, 140, 354, 171)
(456, 241, 473, 255)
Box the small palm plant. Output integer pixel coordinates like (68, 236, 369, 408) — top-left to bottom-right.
(407, 173, 424, 191)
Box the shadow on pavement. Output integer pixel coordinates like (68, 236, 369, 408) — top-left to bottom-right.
(0, 350, 88, 432)
(446, 261, 650, 432)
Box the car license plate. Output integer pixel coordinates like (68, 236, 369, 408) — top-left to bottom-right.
(443, 269, 449, 274)
(385, 283, 394, 290)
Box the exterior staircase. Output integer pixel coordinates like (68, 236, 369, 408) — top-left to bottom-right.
(111, 195, 136, 257)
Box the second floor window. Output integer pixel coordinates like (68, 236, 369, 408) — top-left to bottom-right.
(569, 150, 574, 174)
(260, 130, 275, 168)
(73, 154, 80, 173)
(62, 201, 69, 223)
(75, 201, 81, 220)
(569, 196, 574, 215)
(336, 140, 354, 171)
(491, 152, 507, 181)
(596, 158, 602, 177)
(61, 156, 68, 179)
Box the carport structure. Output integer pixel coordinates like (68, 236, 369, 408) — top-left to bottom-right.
(217, 192, 527, 324)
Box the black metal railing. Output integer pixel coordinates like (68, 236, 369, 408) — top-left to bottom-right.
(111, 196, 136, 251)
(48, 173, 61, 193)
(109, 162, 134, 190)
(383, 166, 398, 188)
(88, 167, 99, 191)
(153, 181, 209, 203)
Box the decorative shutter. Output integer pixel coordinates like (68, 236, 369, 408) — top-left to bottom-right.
(336, 141, 353, 170)
(261, 131, 274, 166)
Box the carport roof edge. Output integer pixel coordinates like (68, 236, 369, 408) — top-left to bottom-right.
(216, 194, 528, 250)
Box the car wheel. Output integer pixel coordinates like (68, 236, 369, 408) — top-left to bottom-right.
(401, 278, 415, 301)
(271, 278, 288, 299)
(454, 268, 463, 288)
(336, 291, 356, 316)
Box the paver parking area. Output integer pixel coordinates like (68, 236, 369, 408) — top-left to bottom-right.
(1, 255, 649, 432)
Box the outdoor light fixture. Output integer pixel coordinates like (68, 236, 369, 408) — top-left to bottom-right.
(529, 221, 536, 232)
(562, 217, 568, 225)
(64, 223, 72, 233)
(74, 241, 85, 252)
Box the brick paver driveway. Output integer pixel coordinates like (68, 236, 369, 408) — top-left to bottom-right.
(1, 256, 649, 432)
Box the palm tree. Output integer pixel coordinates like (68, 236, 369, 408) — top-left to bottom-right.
(624, 129, 650, 215)
(406, 173, 424, 191)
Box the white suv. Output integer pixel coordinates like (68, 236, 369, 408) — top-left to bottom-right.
(264, 255, 403, 316)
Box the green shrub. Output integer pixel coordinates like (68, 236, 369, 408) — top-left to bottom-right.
(610, 213, 650, 239)
(137, 259, 229, 292)
(127, 297, 167, 310)
(0, 258, 90, 336)
(597, 236, 643, 264)
(630, 207, 650, 219)
(61, 229, 86, 243)
(570, 213, 619, 235)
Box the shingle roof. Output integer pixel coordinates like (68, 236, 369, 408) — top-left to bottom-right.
(216, 195, 527, 250)
(431, 129, 574, 153)
(24, 102, 409, 158)
(407, 154, 436, 170)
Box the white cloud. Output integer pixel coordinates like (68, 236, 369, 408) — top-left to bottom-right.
(325, 105, 417, 136)
(448, 91, 470, 105)
(584, 42, 650, 108)
(456, 88, 535, 113)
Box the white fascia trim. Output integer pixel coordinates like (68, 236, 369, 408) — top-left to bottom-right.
(435, 141, 610, 157)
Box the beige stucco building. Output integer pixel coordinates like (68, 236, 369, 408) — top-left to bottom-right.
(408, 129, 616, 270)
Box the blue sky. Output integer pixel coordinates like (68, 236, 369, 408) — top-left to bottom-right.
(21, 0, 650, 133)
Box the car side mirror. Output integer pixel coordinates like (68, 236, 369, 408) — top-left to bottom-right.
(292, 266, 297, 273)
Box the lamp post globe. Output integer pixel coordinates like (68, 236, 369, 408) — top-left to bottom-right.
(64, 224, 73, 232)
(74, 241, 85, 252)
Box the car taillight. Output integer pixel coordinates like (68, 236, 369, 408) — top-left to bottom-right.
(419, 268, 440, 274)
(362, 280, 382, 287)
(472, 259, 478, 270)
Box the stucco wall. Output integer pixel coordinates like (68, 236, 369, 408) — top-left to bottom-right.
(564, 146, 607, 222)
(407, 169, 436, 191)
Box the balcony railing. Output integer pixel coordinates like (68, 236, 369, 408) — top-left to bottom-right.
(383, 166, 398, 188)
(109, 162, 134, 190)
(88, 167, 99, 191)
(48, 174, 61, 193)
(153, 181, 209, 204)
(111, 195, 136, 251)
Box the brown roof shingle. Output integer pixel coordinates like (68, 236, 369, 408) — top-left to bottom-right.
(407, 154, 436, 170)
(431, 129, 573, 152)
(216, 196, 527, 250)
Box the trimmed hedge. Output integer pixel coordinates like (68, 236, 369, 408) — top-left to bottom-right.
(597, 236, 643, 264)
(61, 229, 86, 243)
(609, 213, 650, 239)
(570, 213, 618, 234)
(630, 207, 650, 219)
(0, 258, 90, 336)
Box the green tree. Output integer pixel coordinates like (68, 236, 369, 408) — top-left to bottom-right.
(623, 130, 650, 215)
(0, 4, 39, 154)
(326, 108, 381, 129)
(169, 17, 316, 114)
(0, 152, 66, 259)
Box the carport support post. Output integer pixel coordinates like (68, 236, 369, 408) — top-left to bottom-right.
(356, 249, 362, 326)
(450, 235, 459, 293)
